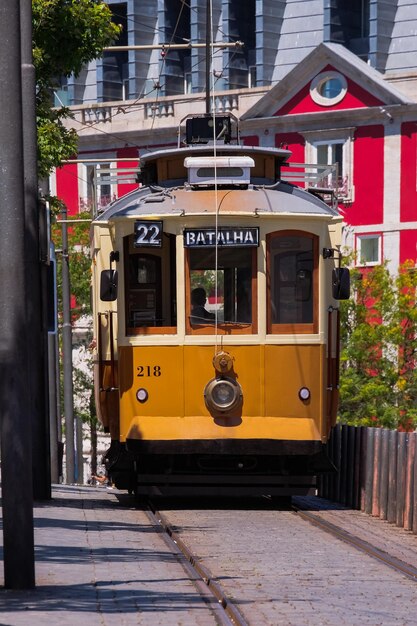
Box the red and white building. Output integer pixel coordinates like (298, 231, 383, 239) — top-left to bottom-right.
(55, 42, 417, 274)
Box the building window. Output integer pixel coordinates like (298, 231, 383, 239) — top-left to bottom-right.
(304, 128, 354, 202)
(357, 234, 381, 266)
(310, 71, 347, 106)
(248, 65, 256, 88)
(162, 1, 191, 96)
(327, 0, 370, 61)
(102, 2, 128, 102)
(54, 80, 69, 107)
(225, 0, 256, 90)
(80, 163, 116, 213)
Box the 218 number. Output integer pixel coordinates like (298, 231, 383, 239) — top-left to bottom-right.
(137, 365, 161, 377)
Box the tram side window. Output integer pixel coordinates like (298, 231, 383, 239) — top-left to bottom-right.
(124, 233, 177, 334)
(268, 231, 318, 334)
(187, 247, 255, 333)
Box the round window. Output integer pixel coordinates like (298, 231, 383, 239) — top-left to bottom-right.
(310, 72, 347, 106)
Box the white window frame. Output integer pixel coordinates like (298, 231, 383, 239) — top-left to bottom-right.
(184, 72, 192, 94)
(122, 78, 130, 101)
(79, 161, 117, 213)
(310, 71, 347, 106)
(303, 128, 355, 203)
(248, 65, 256, 88)
(356, 233, 382, 266)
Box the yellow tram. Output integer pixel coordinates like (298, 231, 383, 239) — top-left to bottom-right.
(91, 115, 349, 496)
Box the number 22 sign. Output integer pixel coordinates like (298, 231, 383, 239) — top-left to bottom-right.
(134, 221, 163, 248)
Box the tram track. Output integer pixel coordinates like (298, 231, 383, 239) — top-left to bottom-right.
(293, 502, 417, 582)
(140, 494, 417, 625)
(145, 502, 249, 626)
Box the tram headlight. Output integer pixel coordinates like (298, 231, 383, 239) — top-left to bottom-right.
(204, 377, 242, 413)
(298, 387, 311, 401)
(136, 388, 149, 403)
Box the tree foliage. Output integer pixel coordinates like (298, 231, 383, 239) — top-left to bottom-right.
(339, 260, 417, 430)
(32, 0, 121, 178)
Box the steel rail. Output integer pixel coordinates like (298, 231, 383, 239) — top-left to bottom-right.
(293, 504, 417, 582)
(145, 504, 249, 626)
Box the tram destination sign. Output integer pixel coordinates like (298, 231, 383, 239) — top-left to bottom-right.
(184, 227, 259, 248)
(134, 220, 163, 248)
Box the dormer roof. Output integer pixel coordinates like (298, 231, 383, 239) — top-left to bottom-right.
(242, 42, 413, 121)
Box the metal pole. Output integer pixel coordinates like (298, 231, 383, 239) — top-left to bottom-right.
(48, 332, 59, 483)
(61, 206, 75, 483)
(20, 0, 51, 501)
(103, 42, 242, 51)
(47, 243, 59, 483)
(76, 415, 84, 485)
(0, 0, 35, 588)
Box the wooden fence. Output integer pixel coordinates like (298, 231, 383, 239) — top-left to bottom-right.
(317, 425, 417, 534)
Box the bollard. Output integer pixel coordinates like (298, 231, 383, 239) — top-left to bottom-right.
(372, 428, 381, 517)
(396, 432, 407, 528)
(379, 429, 389, 521)
(364, 428, 375, 515)
(404, 433, 415, 531)
(334, 423, 342, 503)
(413, 435, 417, 535)
(387, 430, 398, 524)
(340, 424, 348, 505)
(352, 427, 363, 510)
(346, 426, 355, 507)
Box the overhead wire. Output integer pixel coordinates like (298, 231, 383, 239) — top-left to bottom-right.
(210, 0, 220, 351)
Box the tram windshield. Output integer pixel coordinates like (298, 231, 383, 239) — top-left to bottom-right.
(187, 247, 255, 332)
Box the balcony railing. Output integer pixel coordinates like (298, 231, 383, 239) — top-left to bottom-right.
(281, 162, 352, 205)
(66, 87, 268, 136)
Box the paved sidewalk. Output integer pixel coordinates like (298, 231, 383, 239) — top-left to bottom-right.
(0, 485, 218, 626)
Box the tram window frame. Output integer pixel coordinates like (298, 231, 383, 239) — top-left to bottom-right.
(124, 233, 177, 335)
(267, 230, 318, 334)
(185, 247, 257, 335)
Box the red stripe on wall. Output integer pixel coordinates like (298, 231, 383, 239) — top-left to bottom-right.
(116, 147, 139, 197)
(243, 135, 259, 146)
(349, 125, 384, 226)
(275, 132, 304, 162)
(400, 230, 417, 265)
(55, 163, 80, 215)
(400, 122, 417, 223)
(275, 132, 305, 187)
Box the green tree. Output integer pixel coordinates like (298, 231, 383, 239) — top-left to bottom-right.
(339, 260, 417, 430)
(33, 0, 121, 178)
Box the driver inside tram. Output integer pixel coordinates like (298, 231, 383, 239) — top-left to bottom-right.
(190, 287, 215, 324)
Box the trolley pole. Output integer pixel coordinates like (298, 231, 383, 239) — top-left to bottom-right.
(61, 206, 76, 483)
(0, 0, 35, 588)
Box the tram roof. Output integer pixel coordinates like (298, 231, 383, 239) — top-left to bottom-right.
(94, 180, 340, 223)
(138, 143, 292, 165)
